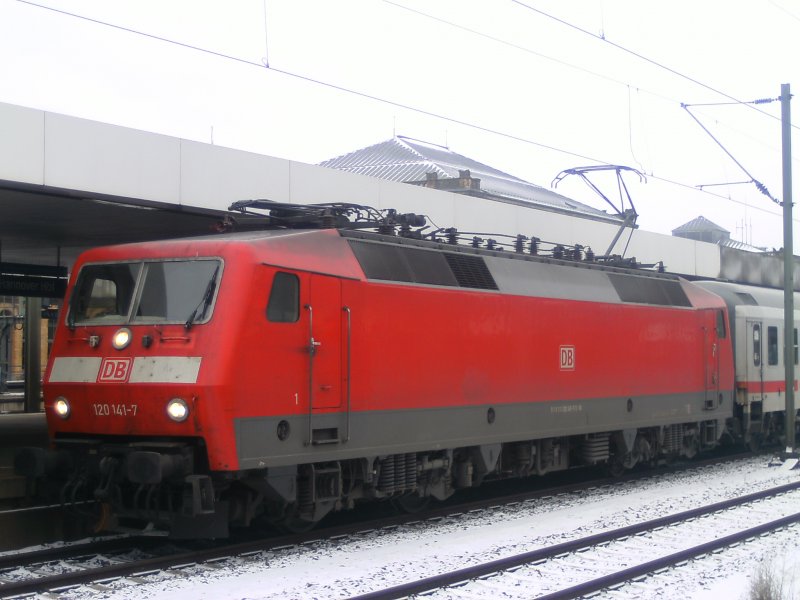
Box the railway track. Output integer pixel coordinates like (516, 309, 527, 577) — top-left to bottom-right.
(0, 452, 771, 598)
(350, 479, 800, 599)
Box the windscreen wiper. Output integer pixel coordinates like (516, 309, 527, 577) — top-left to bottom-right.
(185, 264, 220, 330)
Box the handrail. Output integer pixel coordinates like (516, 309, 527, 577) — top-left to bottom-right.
(303, 304, 320, 446)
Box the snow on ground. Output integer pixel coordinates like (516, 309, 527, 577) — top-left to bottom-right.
(57, 456, 800, 600)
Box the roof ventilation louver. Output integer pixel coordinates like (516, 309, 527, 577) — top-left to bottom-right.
(735, 292, 758, 305)
(444, 253, 498, 290)
(607, 273, 690, 307)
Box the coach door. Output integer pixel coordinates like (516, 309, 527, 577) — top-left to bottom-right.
(747, 320, 765, 403)
(305, 274, 343, 412)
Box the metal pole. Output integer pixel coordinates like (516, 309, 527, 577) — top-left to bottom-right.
(781, 83, 795, 453)
(23, 297, 42, 413)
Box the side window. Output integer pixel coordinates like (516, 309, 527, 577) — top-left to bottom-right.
(716, 310, 726, 339)
(795, 329, 798, 366)
(768, 326, 779, 366)
(267, 272, 299, 323)
(753, 324, 761, 367)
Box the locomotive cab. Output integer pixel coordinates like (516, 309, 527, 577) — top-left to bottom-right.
(21, 252, 231, 536)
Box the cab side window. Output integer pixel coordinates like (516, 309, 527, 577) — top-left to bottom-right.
(267, 272, 299, 323)
(716, 310, 726, 338)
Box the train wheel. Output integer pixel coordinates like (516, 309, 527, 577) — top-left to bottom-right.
(392, 493, 431, 514)
(91, 502, 112, 534)
(606, 458, 625, 478)
(747, 433, 762, 453)
(276, 514, 318, 534)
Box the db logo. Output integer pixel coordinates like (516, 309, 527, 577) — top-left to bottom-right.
(97, 357, 133, 382)
(559, 346, 575, 371)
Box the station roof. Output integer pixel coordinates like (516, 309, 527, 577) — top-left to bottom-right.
(0, 181, 226, 268)
(319, 137, 621, 224)
(672, 215, 729, 235)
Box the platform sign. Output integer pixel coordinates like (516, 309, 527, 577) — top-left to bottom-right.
(0, 262, 68, 298)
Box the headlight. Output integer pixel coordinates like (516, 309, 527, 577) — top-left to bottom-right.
(54, 396, 71, 419)
(166, 398, 189, 422)
(112, 328, 132, 350)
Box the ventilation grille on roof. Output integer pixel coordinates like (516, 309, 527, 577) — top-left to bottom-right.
(608, 273, 690, 307)
(349, 240, 498, 290)
(735, 292, 758, 305)
(443, 253, 498, 290)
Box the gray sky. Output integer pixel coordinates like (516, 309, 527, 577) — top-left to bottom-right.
(1, 0, 798, 249)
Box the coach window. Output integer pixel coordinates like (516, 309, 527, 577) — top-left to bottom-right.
(267, 272, 299, 323)
(768, 326, 779, 366)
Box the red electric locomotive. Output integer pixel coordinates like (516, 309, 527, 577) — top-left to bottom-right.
(18, 203, 737, 536)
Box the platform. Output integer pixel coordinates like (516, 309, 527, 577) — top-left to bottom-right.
(0, 411, 48, 503)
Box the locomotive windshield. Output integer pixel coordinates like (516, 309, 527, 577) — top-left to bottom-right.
(69, 259, 222, 326)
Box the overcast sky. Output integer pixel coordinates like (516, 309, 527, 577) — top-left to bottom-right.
(1, 0, 798, 250)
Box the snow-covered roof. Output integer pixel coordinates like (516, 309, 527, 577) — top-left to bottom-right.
(319, 137, 620, 224)
(672, 216, 729, 235)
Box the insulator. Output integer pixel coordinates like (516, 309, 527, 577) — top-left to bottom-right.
(529, 237, 540, 255)
(657, 261, 666, 273)
(472, 236, 483, 248)
(585, 247, 595, 262)
(515, 234, 527, 253)
(445, 227, 459, 245)
(573, 244, 583, 261)
(486, 239, 497, 250)
(400, 213, 426, 227)
(553, 245, 565, 260)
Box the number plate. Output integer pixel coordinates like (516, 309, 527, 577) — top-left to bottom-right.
(92, 403, 138, 417)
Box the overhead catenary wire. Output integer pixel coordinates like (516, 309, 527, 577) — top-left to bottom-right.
(12, 0, 791, 226)
(382, 0, 673, 103)
(386, 1, 800, 171)
(682, 101, 781, 204)
(510, 0, 800, 132)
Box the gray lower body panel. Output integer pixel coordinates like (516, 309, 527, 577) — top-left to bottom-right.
(235, 391, 734, 469)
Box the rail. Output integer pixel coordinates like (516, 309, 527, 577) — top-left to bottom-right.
(348, 479, 800, 600)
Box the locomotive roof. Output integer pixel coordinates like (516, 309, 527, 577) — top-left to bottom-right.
(74, 226, 725, 311)
(81, 226, 673, 279)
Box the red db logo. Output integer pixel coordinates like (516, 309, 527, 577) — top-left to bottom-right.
(97, 358, 133, 382)
(559, 346, 575, 371)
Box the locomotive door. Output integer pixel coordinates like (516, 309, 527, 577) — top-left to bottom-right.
(305, 274, 342, 411)
(746, 320, 765, 403)
(703, 310, 721, 409)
